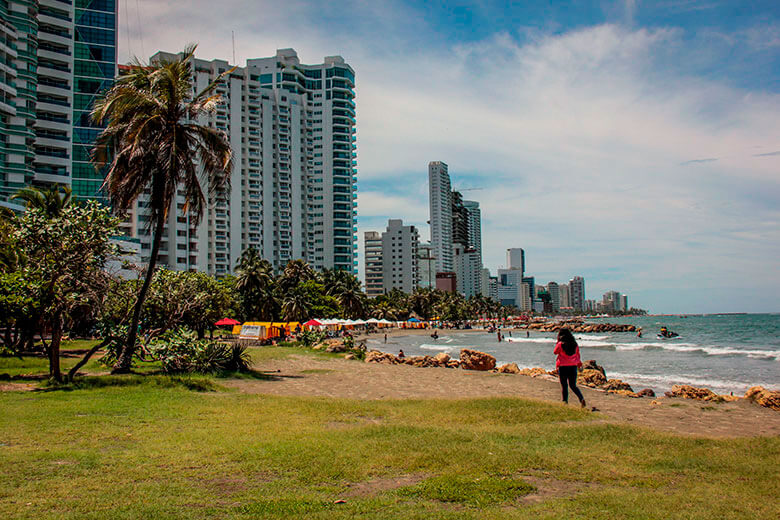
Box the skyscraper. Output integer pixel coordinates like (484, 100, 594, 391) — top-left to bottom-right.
(570, 276, 585, 311)
(128, 49, 357, 275)
(380, 219, 419, 294)
(506, 248, 524, 272)
(547, 281, 560, 312)
(417, 242, 436, 289)
(0, 0, 118, 206)
(363, 231, 383, 297)
(428, 161, 452, 273)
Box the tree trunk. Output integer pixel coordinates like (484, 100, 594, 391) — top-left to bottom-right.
(67, 336, 112, 382)
(49, 315, 63, 383)
(114, 209, 165, 374)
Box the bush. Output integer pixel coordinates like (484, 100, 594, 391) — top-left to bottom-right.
(299, 328, 325, 347)
(148, 328, 251, 374)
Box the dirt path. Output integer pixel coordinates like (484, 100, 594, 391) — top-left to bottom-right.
(224, 354, 780, 439)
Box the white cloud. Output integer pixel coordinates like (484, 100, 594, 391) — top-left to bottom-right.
(120, 4, 780, 312)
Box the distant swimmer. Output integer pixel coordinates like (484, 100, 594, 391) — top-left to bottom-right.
(398, 349, 405, 359)
(431, 331, 439, 340)
(637, 328, 643, 338)
(497, 331, 502, 342)
(526, 330, 530, 338)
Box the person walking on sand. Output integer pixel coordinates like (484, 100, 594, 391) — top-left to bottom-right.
(384, 333, 387, 343)
(554, 328, 586, 408)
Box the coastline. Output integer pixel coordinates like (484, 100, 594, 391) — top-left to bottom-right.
(228, 350, 780, 438)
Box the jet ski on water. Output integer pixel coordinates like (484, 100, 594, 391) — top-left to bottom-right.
(657, 327, 680, 339)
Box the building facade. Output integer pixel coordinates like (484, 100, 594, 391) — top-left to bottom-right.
(127, 49, 357, 275)
(428, 160, 452, 273)
(569, 276, 585, 311)
(0, 0, 117, 206)
(417, 242, 436, 289)
(380, 219, 418, 294)
(547, 281, 560, 312)
(363, 231, 382, 297)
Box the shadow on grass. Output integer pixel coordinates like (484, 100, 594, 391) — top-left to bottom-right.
(38, 374, 222, 393)
(220, 369, 303, 381)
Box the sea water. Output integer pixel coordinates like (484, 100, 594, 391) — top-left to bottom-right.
(367, 314, 780, 395)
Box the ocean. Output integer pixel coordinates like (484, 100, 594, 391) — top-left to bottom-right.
(366, 314, 780, 395)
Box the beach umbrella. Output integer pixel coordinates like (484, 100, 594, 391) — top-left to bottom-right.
(214, 318, 240, 326)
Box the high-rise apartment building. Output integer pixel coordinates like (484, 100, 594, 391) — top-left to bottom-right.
(363, 231, 382, 297)
(417, 242, 436, 290)
(569, 276, 585, 311)
(128, 49, 357, 275)
(547, 281, 560, 312)
(428, 161, 452, 273)
(559, 283, 571, 309)
(0, 0, 117, 206)
(380, 219, 418, 294)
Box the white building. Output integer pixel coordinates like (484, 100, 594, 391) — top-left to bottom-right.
(380, 219, 419, 294)
(363, 231, 382, 297)
(454, 243, 481, 298)
(480, 267, 491, 297)
(506, 248, 524, 272)
(127, 49, 357, 276)
(428, 161, 452, 273)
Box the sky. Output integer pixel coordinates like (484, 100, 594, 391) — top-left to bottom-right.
(118, 1, 780, 314)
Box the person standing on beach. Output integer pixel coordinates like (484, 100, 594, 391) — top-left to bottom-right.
(554, 328, 586, 408)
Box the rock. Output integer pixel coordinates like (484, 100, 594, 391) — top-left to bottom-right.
(365, 350, 400, 365)
(325, 343, 348, 353)
(664, 384, 719, 401)
(579, 369, 607, 387)
(636, 388, 656, 398)
(459, 349, 496, 371)
(433, 352, 451, 366)
(446, 360, 461, 368)
(745, 386, 780, 411)
(344, 354, 355, 360)
(603, 379, 633, 392)
(518, 367, 548, 378)
(497, 363, 520, 374)
(608, 389, 639, 398)
(581, 360, 606, 378)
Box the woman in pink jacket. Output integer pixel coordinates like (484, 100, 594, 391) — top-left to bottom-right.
(554, 328, 586, 407)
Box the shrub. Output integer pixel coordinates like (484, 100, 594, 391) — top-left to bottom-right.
(148, 328, 251, 374)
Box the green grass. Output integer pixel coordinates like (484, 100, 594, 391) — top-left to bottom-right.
(0, 378, 778, 520)
(0, 348, 778, 519)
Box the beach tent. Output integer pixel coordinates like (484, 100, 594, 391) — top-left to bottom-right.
(366, 318, 380, 324)
(215, 318, 240, 326)
(303, 319, 322, 327)
(407, 317, 420, 322)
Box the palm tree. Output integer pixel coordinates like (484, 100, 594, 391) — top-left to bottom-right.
(10, 184, 72, 217)
(91, 45, 234, 372)
(281, 287, 311, 322)
(279, 259, 316, 292)
(235, 247, 274, 320)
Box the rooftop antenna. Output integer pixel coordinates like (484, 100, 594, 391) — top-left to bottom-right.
(232, 31, 236, 64)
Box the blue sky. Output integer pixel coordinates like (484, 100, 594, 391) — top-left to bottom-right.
(121, 1, 780, 313)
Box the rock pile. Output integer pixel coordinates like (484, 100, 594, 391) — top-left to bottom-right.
(459, 349, 496, 371)
(745, 386, 780, 411)
(497, 363, 520, 374)
(364, 350, 460, 368)
(365, 350, 403, 365)
(524, 322, 636, 333)
(664, 385, 721, 401)
(518, 367, 549, 377)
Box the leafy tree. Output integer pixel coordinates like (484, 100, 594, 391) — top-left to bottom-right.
(322, 268, 365, 318)
(12, 201, 119, 381)
(92, 45, 234, 372)
(279, 259, 316, 293)
(143, 270, 232, 338)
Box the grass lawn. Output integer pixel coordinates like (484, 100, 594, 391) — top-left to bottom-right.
(0, 348, 778, 519)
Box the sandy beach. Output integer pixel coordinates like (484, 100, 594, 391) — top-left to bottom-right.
(227, 349, 780, 439)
